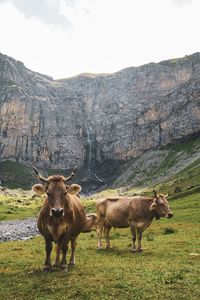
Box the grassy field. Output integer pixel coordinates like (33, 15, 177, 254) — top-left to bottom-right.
(0, 192, 43, 221)
(0, 191, 200, 299)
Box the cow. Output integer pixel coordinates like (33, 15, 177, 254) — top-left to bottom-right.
(82, 213, 97, 232)
(32, 166, 88, 272)
(96, 190, 173, 252)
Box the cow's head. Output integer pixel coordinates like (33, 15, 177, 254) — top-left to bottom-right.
(150, 190, 173, 219)
(32, 166, 81, 218)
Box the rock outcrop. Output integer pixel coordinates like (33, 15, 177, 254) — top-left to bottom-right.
(0, 53, 200, 174)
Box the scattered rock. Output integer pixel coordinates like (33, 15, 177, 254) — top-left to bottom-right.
(174, 187, 182, 193)
(0, 218, 39, 242)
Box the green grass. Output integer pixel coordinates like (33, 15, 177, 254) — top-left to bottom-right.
(0, 194, 96, 221)
(0, 193, 200, 299)
(0, 194, 43, 220)
(0, 204, 40, 221)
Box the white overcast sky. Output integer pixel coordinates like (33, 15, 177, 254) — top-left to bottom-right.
(0, 0, 199, 79)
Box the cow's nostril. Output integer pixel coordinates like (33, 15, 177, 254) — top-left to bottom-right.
(51, 208, 64, 218)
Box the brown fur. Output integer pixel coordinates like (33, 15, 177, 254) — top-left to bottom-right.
(96, 194, 173, 252)
(33, 176, 87, 271)
(82, 213, 97, 232)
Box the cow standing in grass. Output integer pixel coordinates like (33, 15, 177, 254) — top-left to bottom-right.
(96, 191, 173, 252)
(32, 167, 92, 272)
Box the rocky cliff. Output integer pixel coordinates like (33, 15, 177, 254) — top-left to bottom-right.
(0, 53, 200, 177)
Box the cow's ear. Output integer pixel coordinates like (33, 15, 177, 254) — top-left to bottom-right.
(32, 184, 46, 195)
(164, 194, 169, 198)
(150, 198, 157, 211)
(67, 184, 81, 195)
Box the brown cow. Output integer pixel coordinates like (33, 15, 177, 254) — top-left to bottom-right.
(32, 166, 87, 272)
(82, 213, 97, 232)
(96, 191, 173, 252)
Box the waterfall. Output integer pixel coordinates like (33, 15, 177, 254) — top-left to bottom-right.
(85, 124, 92, 174)
(94, 172, 105, 183)
(85, 123, 105, 184)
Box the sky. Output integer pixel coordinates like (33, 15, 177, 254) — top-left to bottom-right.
(0, 0, 199, 79)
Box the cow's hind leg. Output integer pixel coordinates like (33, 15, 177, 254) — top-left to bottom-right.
(137, 229, 143, 252)
(104, 223, 112, 249)
(130, 224, 137, 253)
(96, 215, 105, 249)
(44, 235, 53, 271)
(68, 238, 77, 267)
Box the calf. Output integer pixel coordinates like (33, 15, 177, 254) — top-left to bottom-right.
(82, 213, 97, 232)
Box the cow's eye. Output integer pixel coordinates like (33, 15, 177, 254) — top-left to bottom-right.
(63, 191, 67, 195)
(46, 192, 50, 196)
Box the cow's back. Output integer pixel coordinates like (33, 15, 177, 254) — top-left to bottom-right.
(105, 198, 132, 227)
(96, 197, 131, 228)
(96, 197, 121, 216)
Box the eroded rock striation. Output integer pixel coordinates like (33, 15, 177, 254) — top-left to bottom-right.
(0, 53, 200, 173)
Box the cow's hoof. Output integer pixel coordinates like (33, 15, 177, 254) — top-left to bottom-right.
(68, 262, 75, 268)
(97, 247, 103, 251)
(43, 265, 52, 272)
(53, 263, 60, 268)
(106, 246, 112, 250)
(132, 249, 137, 253)
(137, 248, 143, 252)
(60, 264, 68, 272)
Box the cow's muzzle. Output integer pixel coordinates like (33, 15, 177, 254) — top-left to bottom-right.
(166, 212, 173, 218)
(51, 208, 64, 218)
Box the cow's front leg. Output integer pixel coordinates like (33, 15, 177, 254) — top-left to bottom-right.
(137, 229, 143, 252)
(130, 224, 137, 252)
(96, 215, 105, 249)
(69, 238, 77, 267)
(53, 241, 62, 268)
(60, 240, 69, 271)
(104, 224, 112, 249)
(44, 235, 52, 271)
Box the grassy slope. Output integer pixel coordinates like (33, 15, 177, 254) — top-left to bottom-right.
(0, 193, 43, 221)
(113, 137, 200, 190)
(0, 193, 200, 300)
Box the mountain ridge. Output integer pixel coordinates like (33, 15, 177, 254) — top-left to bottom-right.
(0, 52, 200, 182)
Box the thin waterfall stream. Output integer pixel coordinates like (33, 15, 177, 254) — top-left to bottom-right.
(85, 123, 104, 183)
(85, 124, 92, 174)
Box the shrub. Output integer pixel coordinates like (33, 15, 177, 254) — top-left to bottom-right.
(162, 227, 178, 235)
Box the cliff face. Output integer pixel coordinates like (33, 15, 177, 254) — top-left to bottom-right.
(0, 53, 200, 173)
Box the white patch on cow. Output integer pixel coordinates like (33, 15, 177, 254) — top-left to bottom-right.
(47, 224, 68, 242)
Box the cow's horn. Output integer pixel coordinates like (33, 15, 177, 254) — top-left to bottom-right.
(33, 167, 49, 183)
(64, 166, 77, 182)
(153, 189, 157, 198)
